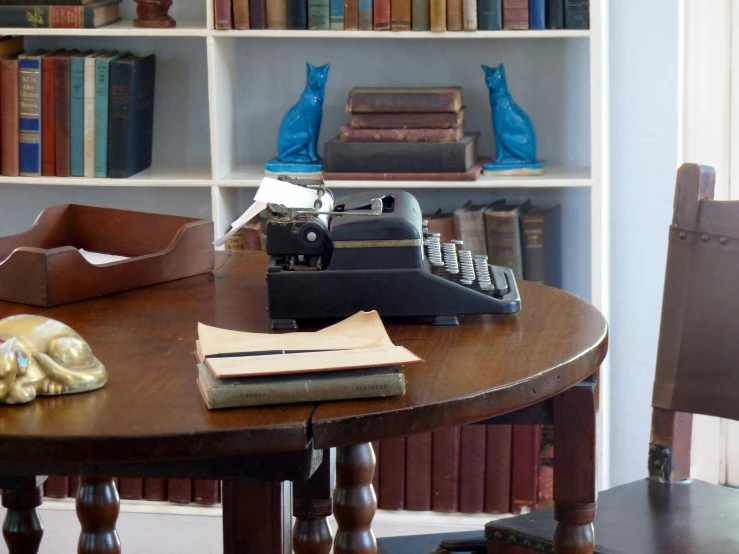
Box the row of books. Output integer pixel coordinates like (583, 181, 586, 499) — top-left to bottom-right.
(0, 0, 121, 28)
(215, 0, 589, 31)
(0, 37, 155, 178)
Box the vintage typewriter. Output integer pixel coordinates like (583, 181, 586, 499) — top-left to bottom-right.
(265, 181, 521, 329)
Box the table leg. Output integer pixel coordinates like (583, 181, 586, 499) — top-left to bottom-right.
(333, 443, 376, 554)
(0, 476, 46, 554)
(293, 449, 334, 554)
(76, 477, 121, 554)
(553, 381, 597, 554)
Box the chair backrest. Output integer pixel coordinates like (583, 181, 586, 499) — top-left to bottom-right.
(649, 163, 739, 482)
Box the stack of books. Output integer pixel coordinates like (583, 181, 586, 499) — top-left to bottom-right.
(195, 311, 420, 409)
(324, 87, 480, 180)
(0, 37, 156, 179)
(0, 0, 121, 28)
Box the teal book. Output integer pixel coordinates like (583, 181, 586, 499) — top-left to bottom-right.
(94, 50, 126, 178)
(330, 0, 343, 28)
(69, 50, 90, 177)
(358, 0, 372, 28)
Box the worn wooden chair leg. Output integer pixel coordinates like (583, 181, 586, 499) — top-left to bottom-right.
(333, 443, 376, 554)
(293, 449, 334, 554)
(0, 476, 46, 554)
(553, 381, 597, 554)
(76, 477, 121, 554)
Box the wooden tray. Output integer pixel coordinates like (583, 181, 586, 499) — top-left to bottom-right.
(0, 204, 214, 307)
(322, 158, 485, 182)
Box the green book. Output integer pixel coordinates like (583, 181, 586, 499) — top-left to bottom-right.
(94, 50, 127, 178)
(411, 0, 430, 30)
(484, 200, 533, 281)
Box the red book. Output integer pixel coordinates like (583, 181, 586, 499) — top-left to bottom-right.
(377, 437, 405, 509)
(54, 51, 74, 177)
(0, 56, 19, 177)
(44, 476, 69, 498)
(371, 441, 380, 494)
(459, 425, 486, 513)
(373, 0, 390, 29)
(484, 424, 512, 513)
(537, 424, 554, 509)
(144, 478, 167, 501)
(193, 480, 220, 505)
(118, 478, 144, 500)
(68, 476, 80, 497)
(404, 432, 432, 510)
(510, 425, 541, 514)
(215, 0, 234, 28)
(167, 479, 193, 504)
(431, 426, 460, 512)
(41, 53, 56, 176)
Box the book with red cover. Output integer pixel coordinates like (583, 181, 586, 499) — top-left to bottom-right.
(371, 441, 380, 493)
(484, 424, 512, 513)
(215, 0, 234, 28)
(118, 478, 144, 500)
(144, 478, 167, 501)
(193, 479, 220, 505)
(167, 479, 193, 504)
(68, 476, 80, 497)
(405, 432, 432, 510)
(41, 52, 57, 176)
(536, 424, 554, 509)
(502, 0, 527, 29)
(510, 425, 541, 514)
(459, 425, 486, 513)
(0, 56, 19, 176)
(54, 50, 75, 177)
(377, 437, 405, 509)
(373, 0, 390, 29)
(431, 426, 460, 512)
(44, 476, 69, 498)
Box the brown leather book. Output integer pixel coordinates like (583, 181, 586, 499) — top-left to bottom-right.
(44, 476, 69, 498)
(215, 0, 234, 28)
(377, 436, 405, 509)
(510, 424, 540, 514)
(266, 0, 288, 28)
(446, 0, 462, 30)
(233, 0, 250, 28)
(118, 478, 144, 500)
(167, 479, 193, 504)
(69, 476, 80, 497)
(405, 432, 432, 510)
(391, 0, 411, 30)
(41, 53, 57, 177)
(431, 426, 460, 512)
(459, 425, 486, 513)
(341, 126, 463, 143)
(484, 424, 512, 513)
(0, 56, 19, 177)
(144, 478, 167, 501)
(373, 0, 390, 29)
(193, 479, 220, 505)
(54, 51, 75, 178)
(536, 424, 554, 509)
(371, 441, 380, 492)
(250, 0, 267, 27)
(345, 0, 359, 29)
(351, 109, 464, 129)
(502, 0, 528, 29)
(430, 0, 446, 31)
(425, 211, 456, 244)
(347, 87, 463, 113)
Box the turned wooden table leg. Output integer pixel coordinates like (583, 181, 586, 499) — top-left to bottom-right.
(0, 476, 46, 554)
(553, 381, 597, 554)
(293, 449, 334, 554)
(333, 443, 376, 554)
(76, 477, 121, 554)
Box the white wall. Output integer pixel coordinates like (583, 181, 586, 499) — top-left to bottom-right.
(608, 0, 680, 486)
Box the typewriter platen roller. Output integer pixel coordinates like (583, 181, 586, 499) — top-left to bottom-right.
(266, 183, 521, 329)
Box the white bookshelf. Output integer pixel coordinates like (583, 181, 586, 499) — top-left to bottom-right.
(0, 0, 610, 484)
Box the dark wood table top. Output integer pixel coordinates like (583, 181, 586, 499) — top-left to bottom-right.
(0, 251, 607, 465)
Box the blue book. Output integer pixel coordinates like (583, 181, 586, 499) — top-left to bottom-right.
(477, 0, 501, 29)
(330, 0, 344, 29)
(108, 54, 156, 178)
(18, 51, 44, 177)
(529, 0, 545, 29)
(358, 0, 372, 28)
(69, 51, 90, 177)
(94, 51, 127, 178)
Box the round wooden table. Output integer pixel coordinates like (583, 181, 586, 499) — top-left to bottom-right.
(0, 251, 607, 554)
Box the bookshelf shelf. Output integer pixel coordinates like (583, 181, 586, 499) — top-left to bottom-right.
(0, 21, 210, 37)
(0, 165, 212, 187)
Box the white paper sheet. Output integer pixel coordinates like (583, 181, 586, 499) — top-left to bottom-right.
(78, 249, 129, 265)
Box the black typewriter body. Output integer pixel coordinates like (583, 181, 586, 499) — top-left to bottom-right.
(265, 187, 521, 329)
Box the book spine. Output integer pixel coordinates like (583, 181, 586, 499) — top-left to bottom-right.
(143, 478, 167, 501)
(215, 0, 233, 28)
(0, 5, 115, 28)
(453, 210, 486, 256)
(167, 479, 193, 504)
(331, 0, 345, 28)
(430, 0, 445, 30)
(351, 110, 462, 129)
(404, 432, 432, 510)
(521, 211, 546, 283)
(485, 211, 524, 280)
(446, 0, 462, 30)
(390, 0, 410, 30)
(347, 90, 462, 113)
(69, 56, 84, 176)
(477, 0, 500, 29)
(1, 58, 19, 177)
(371, 441, 380, 493)
(118, 478, 144, 500)
(287, 0, 307, 27)
(107, 59, 132, 178)
(564, 0, 587, 28)
(266, 0, 288, 28)
(545, 0, 562, 28)
(484, 424, 512, 513)
(193, 480, 219, 505)
(529, 0, 543, 28)
(41, 55, 55, 176)
(411, 0, 428, 29)
(459, 425, 486, 513)
(358, 0, 372, 28)
(307, 0, 329, 28)
(510, 425, 540, 514)
(44, 476, 69, 498)
(373, 0, 390, 29)
(249, 0, 267, 27)
(68, 477, 80, 497)
(54, 57, 71, 176)
(83, 55, 96, 177)
(19, 57, 42, 177)
(502, 0, 527, 29)
(431, 426, 460, 512)
(233, 0, 250, 28)
(377, 437, 404, 510)
(0, 0, 87, 5)
(94, 57, 111, 177)
(536, 423, 554, 509)
(462, 0, 475, 29)
(340, 125, 462, 142)
(343, 0, 357, 29)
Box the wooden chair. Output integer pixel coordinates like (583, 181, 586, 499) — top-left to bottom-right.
(485, 162, 739, 553)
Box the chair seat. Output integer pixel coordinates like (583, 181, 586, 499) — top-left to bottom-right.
(486, 478, 739, 554)
(377, 530, 485, 553)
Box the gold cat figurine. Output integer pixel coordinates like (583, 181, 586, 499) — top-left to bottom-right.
(0, 315, 107, 404)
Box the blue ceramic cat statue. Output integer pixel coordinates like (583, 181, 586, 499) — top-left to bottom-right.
(265, 62, 330, 176)
(481, 64, 547, 176)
